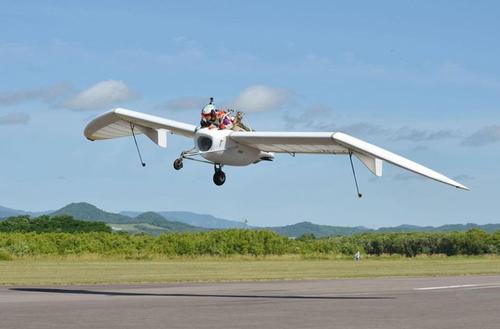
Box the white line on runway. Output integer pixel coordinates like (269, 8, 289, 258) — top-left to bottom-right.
(414, 283, 500, 291)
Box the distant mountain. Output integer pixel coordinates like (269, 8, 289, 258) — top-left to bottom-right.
(50, 203, 205, 234)
(161, 211, 249, 229)
(267, 221, 370, 238)
(376, 224, 434, 233)
(0, 205, 51, 219)
(121, 210, 248, 229)
(2, 202, 499, 236)
(377, 223, 500, 233)
(134, 211, 203, 232)
(0, 205, 25, 218)
(267, 222, 500, 238)
(51, 202, 133, 223)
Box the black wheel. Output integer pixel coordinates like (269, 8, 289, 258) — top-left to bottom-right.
(213, 171, 226, 186)
(173, 158, 183, 170)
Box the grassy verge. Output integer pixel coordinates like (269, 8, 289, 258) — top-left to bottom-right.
(1, 255, 499, 286)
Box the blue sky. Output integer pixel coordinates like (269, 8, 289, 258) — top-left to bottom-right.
(1, 1, 499, 227)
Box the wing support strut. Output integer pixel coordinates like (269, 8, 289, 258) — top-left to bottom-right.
(349, 151, 362, 198)
(130, 123, 146, 167)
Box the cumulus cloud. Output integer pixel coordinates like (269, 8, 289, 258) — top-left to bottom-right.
(462, 125, 500, 147)
(0, 83, 71, 106)
(283, 107, 463, 143)
(393, 127, 461, 142)
(63, 80, 138, 110)
(231, 85, 293, 112)
(164, 96, 208, 110)
(0, 112, 30, 125)
(338, 122, 390, 136)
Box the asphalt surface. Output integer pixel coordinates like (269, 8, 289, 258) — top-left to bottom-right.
(1, 275, 499, 329)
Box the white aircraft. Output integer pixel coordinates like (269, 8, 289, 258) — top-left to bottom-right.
(84, 105, 469, 196)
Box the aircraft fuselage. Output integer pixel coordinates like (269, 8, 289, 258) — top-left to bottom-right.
(194, 128, 273, 166)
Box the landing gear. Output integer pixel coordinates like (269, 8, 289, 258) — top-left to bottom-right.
(173, 158, 183, 170)
(213, 164, 226, 186)
(172, 151, 227, 186)
(213, 171, 226, 186)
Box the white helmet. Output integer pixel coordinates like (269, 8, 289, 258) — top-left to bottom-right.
(202, 104, 215, 115)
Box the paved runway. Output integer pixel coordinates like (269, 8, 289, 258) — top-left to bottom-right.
(1, 275, 499, 329)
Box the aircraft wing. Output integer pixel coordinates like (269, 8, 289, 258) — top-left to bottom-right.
(230, 131, 469, 190)
(84, 108, 197, 147)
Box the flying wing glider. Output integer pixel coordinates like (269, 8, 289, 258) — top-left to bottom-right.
(84, 107, 469, 194)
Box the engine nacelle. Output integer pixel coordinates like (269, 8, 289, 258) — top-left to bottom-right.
(194, 128, 262, 166)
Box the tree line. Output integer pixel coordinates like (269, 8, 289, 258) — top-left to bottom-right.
(0, 222, 499, 258)
(0, 215, 111, 233)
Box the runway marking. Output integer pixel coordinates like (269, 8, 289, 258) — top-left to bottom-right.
(414, 283, 500, 291)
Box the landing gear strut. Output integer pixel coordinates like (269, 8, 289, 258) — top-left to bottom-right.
(213, 164, 226, 186)
(172, 149, 227, 186)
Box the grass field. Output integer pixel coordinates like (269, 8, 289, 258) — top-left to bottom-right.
(1, 255, 499, 285)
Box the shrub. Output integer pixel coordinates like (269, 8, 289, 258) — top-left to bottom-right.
(0, 229, 497, 258)
(0, 248, 12, 261)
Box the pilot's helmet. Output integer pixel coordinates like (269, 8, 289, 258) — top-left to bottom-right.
(201, 104, 215, 116)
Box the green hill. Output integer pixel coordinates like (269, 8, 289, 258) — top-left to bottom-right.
(4, 202, 499, 237)
(267, 222, 500, 238)
(134, 212, 203, 232)
(50, 203, 205, 235)
(267, 221, 370, 238)
(121, 210, 248, 229)
(0, 205, 25, 218)
(0, 205, 52, 219)
(377, 223, 500, 233)
(51, 202, 133, 223)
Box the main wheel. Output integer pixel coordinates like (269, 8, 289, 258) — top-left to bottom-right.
(213, 171, 226, 186)
(173, 158, 183, 170)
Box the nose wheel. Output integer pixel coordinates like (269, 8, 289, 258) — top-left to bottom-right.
(213, 171, 226, 186)
(173, 158, 183, 170)
(213, 164, 226, 186)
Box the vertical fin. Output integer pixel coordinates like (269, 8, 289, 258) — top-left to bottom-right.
(141, 127, 168, 148)
(353, 152, 383, 177)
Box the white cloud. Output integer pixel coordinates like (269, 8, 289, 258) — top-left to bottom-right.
(231, 85, 293, 112)
(0, 112, 30, 125)
(63, 80, 138, 110)
(392, 127, 461, 141)
(283, 106, 463, 141)
(339, 122, 390, 136)
(0, 83, 71, 106)
(462, 125, 500, 147)
(284, 104, 335, 130)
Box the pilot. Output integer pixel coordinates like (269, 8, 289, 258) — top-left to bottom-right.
(202, 108, 227, 129)
(200, 97, 234, 130)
